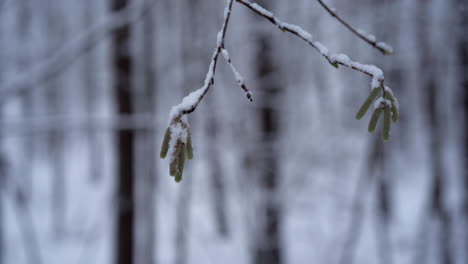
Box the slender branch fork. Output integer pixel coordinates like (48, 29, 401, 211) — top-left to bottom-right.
(163, 0, 399, 179)
(170, 0, 395, 120)
(315, 0, 393, 55)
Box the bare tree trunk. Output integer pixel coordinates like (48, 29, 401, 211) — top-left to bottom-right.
(14, 188, 43, 264)
(206, 117, 229, 237)
(203, 0, 229, 238)
(458, 0, 468, 260)
(251, 2, 283, 263)
(83, 0, 103, 183)
(372, 2, 395, 263)
(111, 0, 135, 263)
(174, 178, 191, 264)
(374, 159, 393, 264)
(44, 0, 67, 239)
(135, 3, 157, 263)
(339, 135, 381, 264)
(173, 1, 195, 263)
(415, 1, 453, 263)
(17, 0, 33, 203)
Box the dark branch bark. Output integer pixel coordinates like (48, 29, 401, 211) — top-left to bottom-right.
(111, 0, 135, 263)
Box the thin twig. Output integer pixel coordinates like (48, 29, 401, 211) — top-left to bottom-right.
(221, 48, 252, 101)
(316, 0, 393, 55)
(171, 0, 390, 119)
(236, 0, 385, 86)
(169, 0, 235, 119)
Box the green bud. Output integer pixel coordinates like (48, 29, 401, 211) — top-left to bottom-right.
(330, 62, 339, 69)
(356, 88, 381, 120)
(383, 106, 391, 141)
(391, 104, 399, 123)
(186, 131, 193, 160)
(383, 92, 395, 103)
(160, 127, 171, 159)
(384, 50, 392, 55)
(368, 108, 383, 133)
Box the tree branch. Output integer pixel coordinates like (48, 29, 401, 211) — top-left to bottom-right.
(316, 0, 393, 55)
(169, 0, 236, 120)
(162, 0, 400, 178)
(235, 0, 386, 89)
(221, 48, 252, 101)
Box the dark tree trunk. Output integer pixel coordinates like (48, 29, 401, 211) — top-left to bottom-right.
(371, 2, 395, 263)
(43, 0, 67, 239)
(17, 0, 33, 203)
(459, 0, 468, 260)
(135, 3, 157, 263)
(111, 0, 135, 263)
(251, 2, 283, 263)
(339, 135, 382, 264)
(205, 0, 229, 237)
(416, 1, 453, 263)
(83, 0, 102, 183)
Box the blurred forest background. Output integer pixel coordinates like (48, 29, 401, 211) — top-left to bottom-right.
(0, 0, 466, 263)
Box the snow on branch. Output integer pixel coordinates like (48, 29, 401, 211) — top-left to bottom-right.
(168, 0, 237, 120)
(162, 0, 239, 182)
(316, 0, 393, 55)
(221, 48, 252, 102)
(162, 0, 400, 181)
(235, 0, 387, 89)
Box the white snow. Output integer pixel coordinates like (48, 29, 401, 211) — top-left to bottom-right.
(281, 22, 313, 42)
(328, 53, 384, 89)
(384, 86, 393, 96)
(357, 29, 376, 42)
(373, 97, 391, 109)
(330, 53, 351, 65)
(376, 41, 394, 53)
(251, 3, 273, 18)
(314, 41, 329, 56)
(217, 31, 223, 47)
(367, 34, 376, 42)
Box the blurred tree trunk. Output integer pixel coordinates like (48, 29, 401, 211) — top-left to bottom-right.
(16, 0, 34, 207)
(134, 2, 157, 263)
(206, 115, 229, 237)
(111, 0, 135, 263)
(173, 1, 195, 263)
(0, 32, 3, 264)
(458, 0, 468, 260)
(372, 2, 395, 264)
(416, 1, 453, 263)
(251, 1, 283, 263)
(82, 0, 102, 183)
(204, 0, 229, 238)
(44, 0, 67, 239)
(339, 135, 382, 264)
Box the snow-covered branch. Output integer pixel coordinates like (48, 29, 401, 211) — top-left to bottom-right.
(316, 0, 393, 55)
(221, 48, 252, 102)
(162, 0, 400, 181)
(168, 0, 237, 120)
(161, 0, 237, 182)
(235, 0, 386, 88)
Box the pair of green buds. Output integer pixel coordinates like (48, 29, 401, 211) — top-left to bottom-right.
(160, 118, 193, 182)
(355, 86, 399, 141)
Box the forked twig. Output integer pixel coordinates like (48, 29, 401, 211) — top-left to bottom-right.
(316, 0, 393, 55)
